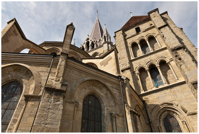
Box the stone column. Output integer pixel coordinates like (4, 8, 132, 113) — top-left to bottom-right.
(146, 39, 153, 52)
(146, 69, 155, 89)
(89, 41, 92, 51)
(155, 36, 162, 47)
(167, 62, 178, 81)
(130, 46, 135, 59)
(136, 72, 144, 93)
(110, 113, 117, 132)
(137, 43, 144, 55)
(157, 126, 162, 132)
(125, 105, 133, 132)
(157, 65, 167, 85)
(72, 102, 79, 132)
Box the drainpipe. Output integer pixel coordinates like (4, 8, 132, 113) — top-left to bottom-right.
(142, 100, 153, 132)
(118, 76, 128, 132)
(30, 52, 57, 132)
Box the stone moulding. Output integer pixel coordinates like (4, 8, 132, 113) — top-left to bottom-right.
(139, 80, 186, 96)
(131, 47, 167, 62)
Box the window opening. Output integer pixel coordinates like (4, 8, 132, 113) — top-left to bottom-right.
(81, 95, 102, 132)
(86, 41, 89, 51)
(135, 27, 141, 33)
(91, 42, 94, 49)
(2, 81, 23, 132)
(150, 67, 163, 87)
(164, 115, 182, 132)
(140, 40, 150, 54)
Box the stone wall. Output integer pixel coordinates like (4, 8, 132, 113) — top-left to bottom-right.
(83, 50, 118, 75)
(140, 83, 197, 132)
(60, 59, 127, 132)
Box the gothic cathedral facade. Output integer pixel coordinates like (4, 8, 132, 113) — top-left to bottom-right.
(1, 8, 197, 132)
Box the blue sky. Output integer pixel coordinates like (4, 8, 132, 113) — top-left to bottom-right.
(1, 1, 197, 53)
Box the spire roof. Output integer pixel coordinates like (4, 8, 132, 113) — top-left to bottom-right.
(103, 24, 109, 36)
(90, 11, 103, 41)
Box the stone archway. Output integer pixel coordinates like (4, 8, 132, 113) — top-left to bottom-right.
(150, 103, 192, 132)
(60, 79, 123, 132)
(1, 63, 42, 132)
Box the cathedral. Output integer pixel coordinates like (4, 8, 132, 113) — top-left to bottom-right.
(1, 8, 197, 132)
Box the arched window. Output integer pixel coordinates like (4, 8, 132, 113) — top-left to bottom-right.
(131, 43, 139, 58)
(92, 52, 100, 58)
(86, 63, 98, 68)
(86, 41, 89, 51)
(2, 81, 23, 132)
(150, 66, 163, 87)
(139, 68, 152, 91)
(81, 95, 102, 132)
(160, 61, 176, 84)
(148, 36, 159, 51)
(91, 42, 94, 49)
(164, 115, 182, 132)
(140, 40, 150, 54)
(20, 48, 31, 53)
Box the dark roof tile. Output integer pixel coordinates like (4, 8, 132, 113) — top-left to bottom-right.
(121, 15, 149, 30)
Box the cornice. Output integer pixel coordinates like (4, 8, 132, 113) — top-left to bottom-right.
(130, 47, 167, 62)
(139, 80, 186, 96)
(82, 46, 116, 60)
(2, 53, 60, 66)
(67, 58, 120, 86)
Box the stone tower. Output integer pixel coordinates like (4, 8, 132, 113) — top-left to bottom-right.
(114, 8, 197, 132)
(80, 11, 113, 57)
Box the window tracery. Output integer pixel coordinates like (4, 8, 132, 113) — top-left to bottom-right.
(2, 81, 23, 132)
(81, 95, 102, 132)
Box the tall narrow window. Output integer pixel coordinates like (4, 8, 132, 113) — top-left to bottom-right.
(81, 95, 102, 132)
(150, 66, 163, 87)
(132, 43, 139, 58)
(140, 40, 150, 54)
(2, 81, 23, 132)
(86, 41, 89, 51)
(164, 115, 182, 132)
(91, 42, 94, 49)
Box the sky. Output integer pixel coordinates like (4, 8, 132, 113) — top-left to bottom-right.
(1, 1, 198, 53)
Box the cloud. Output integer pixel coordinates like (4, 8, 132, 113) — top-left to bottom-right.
(1, 1, 197, 51)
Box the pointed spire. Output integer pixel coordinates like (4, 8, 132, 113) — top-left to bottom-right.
(103, 24, 109, 36)
(72, 39, 75, 46)
(90, 10, 103, 41)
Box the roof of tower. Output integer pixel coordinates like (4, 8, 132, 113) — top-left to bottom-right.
(120, 15, 149, 30)
(103, 24, 110, 36)
(90, 12, 103, 41)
